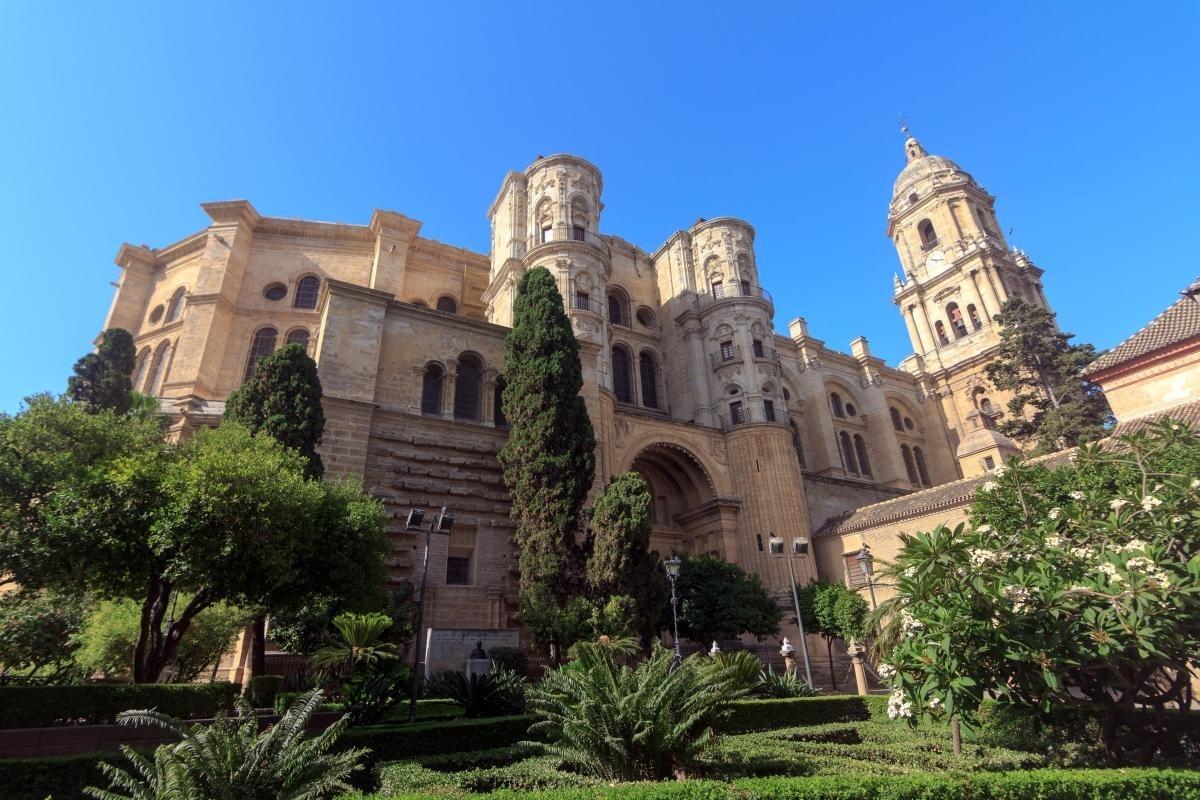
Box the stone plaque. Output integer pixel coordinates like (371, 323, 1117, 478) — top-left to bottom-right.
(422, 628, 519, 677)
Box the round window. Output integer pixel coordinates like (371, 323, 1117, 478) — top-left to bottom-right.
(264, 283, 287, 301)
(148, 304, 164, 324)
(636, 307, 657, 328)
(845, 403, 857, 417)
(904, 417, 914, 430)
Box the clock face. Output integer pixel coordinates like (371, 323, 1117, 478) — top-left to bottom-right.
(924, 250, 946, 275)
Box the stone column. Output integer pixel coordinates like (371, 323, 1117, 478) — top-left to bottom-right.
(906, 305, 933, 355)
(848, 641, 869, 696)
(683, 319, 714, 424)
(966, 269, 994, 321)
(483, 369, 497, 426)
(442, 362, 458, 420)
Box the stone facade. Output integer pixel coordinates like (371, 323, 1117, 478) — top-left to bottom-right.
(100, 139, 1063, 675)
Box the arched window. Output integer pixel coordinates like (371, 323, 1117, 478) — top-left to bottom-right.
(918, 219, 938, 249)
(493, 375, 508, 428)
(914, 446, 931, 487)
(889, 406, 904, 432)
(607, 288, 629, 326)
(132, 347, 151, 391)
(612, 346, 633, 404)
(639, 351, 659, 409)
(165, 287, 187, 323)
(853, 434, 872, 477)
(935, 321, 950, 346)
(839, 431, 858, 474)
(570, 196, 590, 239)
(980, 397, 994, 415)
(830, 392, 845, 418)
(243, 327, 277, 381)
(436, 296, 458, 314)
(790, 420, 806, 468)
(947, 303, 968, 339)
(901, 444, 919, 484)
(285, 328, 310, 351)
(145, 341, 173, 395)
(967, 304, 983, 330)
(294, 275, 320, 309)
(453, 355, 482, 420)
(421, 364, 444, 416)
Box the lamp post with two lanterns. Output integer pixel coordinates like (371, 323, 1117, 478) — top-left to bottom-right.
(404, 506, 455, 723)
(768, 534, 814, 687)
(663, 555, 683, 667)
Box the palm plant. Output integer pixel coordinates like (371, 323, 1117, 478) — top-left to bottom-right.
(525, 642, 752, 781)
(696, 650, 762, 695)
(757, 665, 821, 698)
(428, 666, 525, 717)
(310, 612, 397, 675)
(85, 689, 366, 800)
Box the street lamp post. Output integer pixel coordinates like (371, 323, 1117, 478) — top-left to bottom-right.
(664, 555, 683, 667)
(405, 506, 454, 723)
(857, 544, 878, 611)
(769, 534, 814, 687)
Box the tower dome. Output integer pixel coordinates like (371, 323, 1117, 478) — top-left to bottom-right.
(892, 135, 970, 199)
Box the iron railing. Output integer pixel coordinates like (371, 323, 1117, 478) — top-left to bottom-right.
(694, 283, 773, 311)
(752, 345, 780, 363)
(571, 294, 605, 315)
(719, 404, 790, 429)
(709, 345, 742, 368)
(525, 226, 610, 257)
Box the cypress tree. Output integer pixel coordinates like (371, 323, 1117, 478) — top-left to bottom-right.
(499, 266, 596, 601)
(67, 328, 136, 414)
(984, 298, 1112, 453)
(587, 471, 669, 644)
(225, 343, 326, 478)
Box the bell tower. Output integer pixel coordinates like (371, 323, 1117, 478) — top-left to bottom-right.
(888, 129, 1044, 472)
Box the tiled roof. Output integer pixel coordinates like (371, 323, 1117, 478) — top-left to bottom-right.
(1085, 279, 1200, 376)
(1109, 399, 1200, 438)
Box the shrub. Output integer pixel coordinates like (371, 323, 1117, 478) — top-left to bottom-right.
(525, 642, 752, 780)
(0, 682, 239, 728)
(722, 696, 878, 733)
(0, 753, 126, 800)
(695, 650, 762, 695)
(338, 714, 534, 765)
(756, 666, 821, 699)
(246, 674, 285, 708)
(84, 689, 366, 800)
(489, 646, 530, 677)
(428, 667, 526, 718)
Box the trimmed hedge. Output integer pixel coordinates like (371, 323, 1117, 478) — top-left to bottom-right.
(246, 674, 285, 709)
(0, 752, 128, 800)
(340, 714, 534, 765)
(722, 695, 884, 733)
(360, 769, 1200, 799)
(0, 682, 240, 728)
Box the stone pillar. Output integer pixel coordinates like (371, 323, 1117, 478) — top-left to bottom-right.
(848, 641, 869, 696)
(906, 305, 933, 355)
(442, 362, 457, 420)
(684, 319, 714, 424)
(968, 269, 995, 321)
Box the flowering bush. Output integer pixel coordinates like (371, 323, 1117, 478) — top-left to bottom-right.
(875, 420, 1200, 764)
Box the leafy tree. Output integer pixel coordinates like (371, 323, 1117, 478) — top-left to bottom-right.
(0, 588, 87, 681)
(311, 612, 397, 675)
(499, 267, 596, 602)
(875, 420, 1200, 764)
(795, 580, 869, 691)
(73, 598, 249, 682)
(526, 642, 754, 780)
(586, 472, 670, 644)
(669, 555, 780, 644)
(0, 398, 386, 683)
(86, 690, 366, 800)
(67, 328, 136, 415)
(984, 298, 1112, 453)
(269, 582, 416, 657)
(225, 342, 326, 478)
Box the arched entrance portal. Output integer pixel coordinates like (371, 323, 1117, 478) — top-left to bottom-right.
(628, 443, 739, 559)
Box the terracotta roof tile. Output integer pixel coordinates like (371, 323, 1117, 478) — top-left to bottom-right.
(1085, 279, 1200, 375)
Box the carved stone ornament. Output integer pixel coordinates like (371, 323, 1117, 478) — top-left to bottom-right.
(708, 436, 728, 465)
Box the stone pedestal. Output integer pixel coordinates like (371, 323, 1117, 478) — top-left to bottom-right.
(848, 640, 869, 696)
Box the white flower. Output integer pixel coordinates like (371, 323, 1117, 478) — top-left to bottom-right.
(886, 689, 914, 719)
(976, 524, 993, 534)
(979, 481, 998, 493)
(1070, 490, 1086, 501)
(1117, 539, 1147, 553)
(970, 548, 1001, 568)
(1068, 451, 1079, 463)
(1191, 478, 1200, 490)
(928, 696, 943, 711)
(1141, 495, 1163, 512)
(1109, 498, 1129, 512)
(1048, 507, 1061, 520)
(877, 663, 897, 680)
(1003, 584, 1036, 613)
(1097, 562, 1122, 582)
(899, 609, 925, 636)
(1070, 545, 1097, 560)
(901, 566, 917, 579)
(1045, 535, 1063, 547)
(993, 465, 1007, 477)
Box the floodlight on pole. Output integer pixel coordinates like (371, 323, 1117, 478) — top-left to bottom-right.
(768, 533, 814, 687)
(405, 505, 454, 722)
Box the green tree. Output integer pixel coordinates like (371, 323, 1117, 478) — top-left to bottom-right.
(67, 328, 136, 415)
(586, 472, 670, 644)
(498, 267, 595, 603)
(875, 420, 1200, 764)
(796, 581, 869, 691)
(225, 342, 326, 478)
(984, 298, 1112, 453)
(0, 588, 87, 681)
(0, 398, 386, 683)
(669, 555, 780, 644)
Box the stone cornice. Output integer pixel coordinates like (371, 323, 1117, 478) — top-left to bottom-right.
(325, 278, 395, 306)
(369, 209, 422, 240)
(688, 216, 756, 241)
(487, 170, 527, 218)
(114, 243, 157, 274)
(201, 200, 262, 228)
(391, 299, 510, 338)
(255, 216, 375, 243)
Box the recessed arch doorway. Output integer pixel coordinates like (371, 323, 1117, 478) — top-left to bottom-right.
(627, 442, 739, 559)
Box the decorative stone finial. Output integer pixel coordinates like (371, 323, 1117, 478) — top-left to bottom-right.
(709, 641, 721, 656)
(780, 637, 796, 657)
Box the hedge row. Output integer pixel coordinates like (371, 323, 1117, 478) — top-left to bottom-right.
(0, 683, 240, 729)
(0, 752, 127, 800)
(364, 769, 1200, 799)
(722, 695, 885, 733)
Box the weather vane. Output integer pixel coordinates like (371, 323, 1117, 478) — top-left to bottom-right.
(899, 113, 910, 137)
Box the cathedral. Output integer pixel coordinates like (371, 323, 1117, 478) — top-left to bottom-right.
(100, 134, 1053, 656)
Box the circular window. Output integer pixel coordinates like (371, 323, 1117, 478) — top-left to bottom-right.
(636, 307, 657, 328)
(845, 403, 857, 417)
(904, 417, 914, 430)
(728, 386, 740, 395)
(148, 304, 164, 324)
(263, 283, 287, 301)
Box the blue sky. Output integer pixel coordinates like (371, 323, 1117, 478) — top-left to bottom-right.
(2, 2, 1197, 413)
